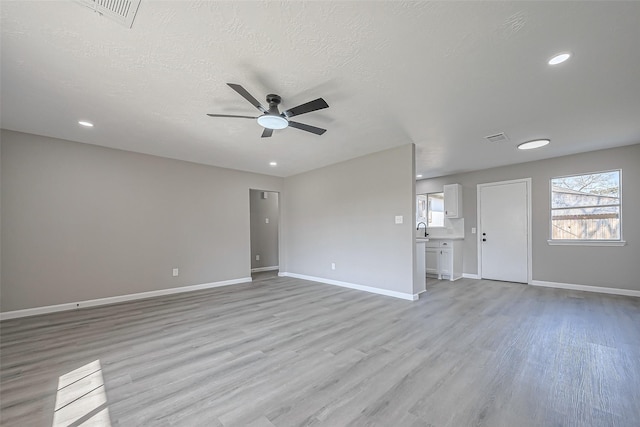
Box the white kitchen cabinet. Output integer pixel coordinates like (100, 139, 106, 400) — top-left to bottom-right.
(425, 239, 463, 281)
(444, 183, 463, 218)
(439, 248, 452, 277)
(415, 241, 426, 295)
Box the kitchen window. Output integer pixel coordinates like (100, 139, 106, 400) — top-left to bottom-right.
(417, 192, 444, 228)
(549, 170, 624, 245)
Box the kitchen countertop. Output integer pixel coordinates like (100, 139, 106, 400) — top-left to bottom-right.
(416, 236, 464, 240)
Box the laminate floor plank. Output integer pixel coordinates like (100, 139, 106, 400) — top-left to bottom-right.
(2, 276, 639, 426)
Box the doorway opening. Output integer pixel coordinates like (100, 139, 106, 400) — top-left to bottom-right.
(249, 189, 280, 282)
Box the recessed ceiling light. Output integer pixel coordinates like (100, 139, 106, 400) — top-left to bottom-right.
(269, 161, 277, 166)
(416, 175, 423, 178)
(518, 139, 550, 150)
(78, 120, 94, 127)
(548, 52, 571, 65)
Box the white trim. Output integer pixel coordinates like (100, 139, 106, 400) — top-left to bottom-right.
(477, 178, 533, 284)
(463, 273, 480, 279)
(0, 277, 252, 321)
(547, 240, 626, 246)
(251, 266, 279, 273)
(279, 272, 418, 301)
(530, 280, 640, 298)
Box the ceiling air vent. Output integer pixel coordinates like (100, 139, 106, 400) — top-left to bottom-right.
(485, 132, 509, 143)
(76, 0, 141, 28)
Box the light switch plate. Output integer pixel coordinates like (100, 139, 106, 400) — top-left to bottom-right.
(395, 215, 403, 224)
(471, 227, 476, 234)
(265, 218, 269, 224)
(172, 268, 179, 277)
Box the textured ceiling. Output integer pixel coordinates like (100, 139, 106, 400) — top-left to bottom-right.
(2, 1, 640, 178)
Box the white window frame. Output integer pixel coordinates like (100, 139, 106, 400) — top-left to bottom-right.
(416, 194, 427, 227)
(548, 169, 625, 246)
(416, 192, 445, 228)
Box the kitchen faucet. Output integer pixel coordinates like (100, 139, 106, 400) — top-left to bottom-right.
(416, 222, 428, 237)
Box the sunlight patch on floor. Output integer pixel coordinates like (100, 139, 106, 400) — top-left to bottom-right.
(52, 360, 112, 426)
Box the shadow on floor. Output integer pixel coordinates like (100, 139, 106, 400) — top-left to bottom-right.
(251, 270, 279, 283)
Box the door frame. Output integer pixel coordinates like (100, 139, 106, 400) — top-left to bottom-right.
(476, 178, 532, 284)
(249, 188, 281, 274)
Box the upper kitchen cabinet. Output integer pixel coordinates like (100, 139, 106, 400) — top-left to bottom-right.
(444, 183, 463, 218)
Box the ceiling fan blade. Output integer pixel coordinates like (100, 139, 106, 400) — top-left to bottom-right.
(288, 121, 327, 135)
(227, 83, 267, 113)
(283, 98, 329, 118)
(207, 114, 258, 119)
(261, 128, 273, 138)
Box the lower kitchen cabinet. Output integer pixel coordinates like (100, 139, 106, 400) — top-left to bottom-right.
(426, 239, 463, 281)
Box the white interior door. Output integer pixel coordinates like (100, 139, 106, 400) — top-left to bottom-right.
(479, 180, 529, 283)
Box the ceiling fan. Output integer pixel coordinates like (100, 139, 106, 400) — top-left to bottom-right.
(207, 83, 329, 138)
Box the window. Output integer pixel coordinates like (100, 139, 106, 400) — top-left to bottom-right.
(550, 170, 621, 242)
(417, 192, 444, 228)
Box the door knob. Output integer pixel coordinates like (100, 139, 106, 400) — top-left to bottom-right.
(482, 232, 486, 236)
(482, 238, 487, 242)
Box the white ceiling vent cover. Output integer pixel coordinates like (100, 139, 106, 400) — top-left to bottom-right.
(76, 0, 141, 28)
(485, 132, 509, 143)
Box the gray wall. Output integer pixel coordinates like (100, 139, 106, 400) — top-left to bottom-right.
(250, 190, 279, 270)
(0, 130, 283, 311)
(281, 144, 417, 296)
(416, 143, 640, 291)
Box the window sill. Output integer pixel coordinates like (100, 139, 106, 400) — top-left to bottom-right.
(547, 240, 626, 247)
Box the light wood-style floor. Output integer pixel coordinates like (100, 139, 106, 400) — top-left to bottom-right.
(1, 274, 639, 426)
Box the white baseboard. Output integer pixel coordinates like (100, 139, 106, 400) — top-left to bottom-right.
(251, 266, 279, 273)
(530, 280, 640, 298)
(279, 272, 417, 301)
(462, 273, 480, 279)
(0, 277, 253, 321)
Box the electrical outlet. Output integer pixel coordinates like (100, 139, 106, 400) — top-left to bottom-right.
(172, 268, 179, 277)
(471, 227, 477, 234)
(256, 255, 260, 261)
(331, 262, 336, 270)
(265, 218, 269, 224)
(395, 215, 403, 224)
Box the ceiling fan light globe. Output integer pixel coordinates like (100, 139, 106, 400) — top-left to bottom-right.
(257, 115, 288, 130)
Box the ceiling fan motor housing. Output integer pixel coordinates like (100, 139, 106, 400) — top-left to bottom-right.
(266, 94, 282, 105)
(265, 94, 282, 116)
